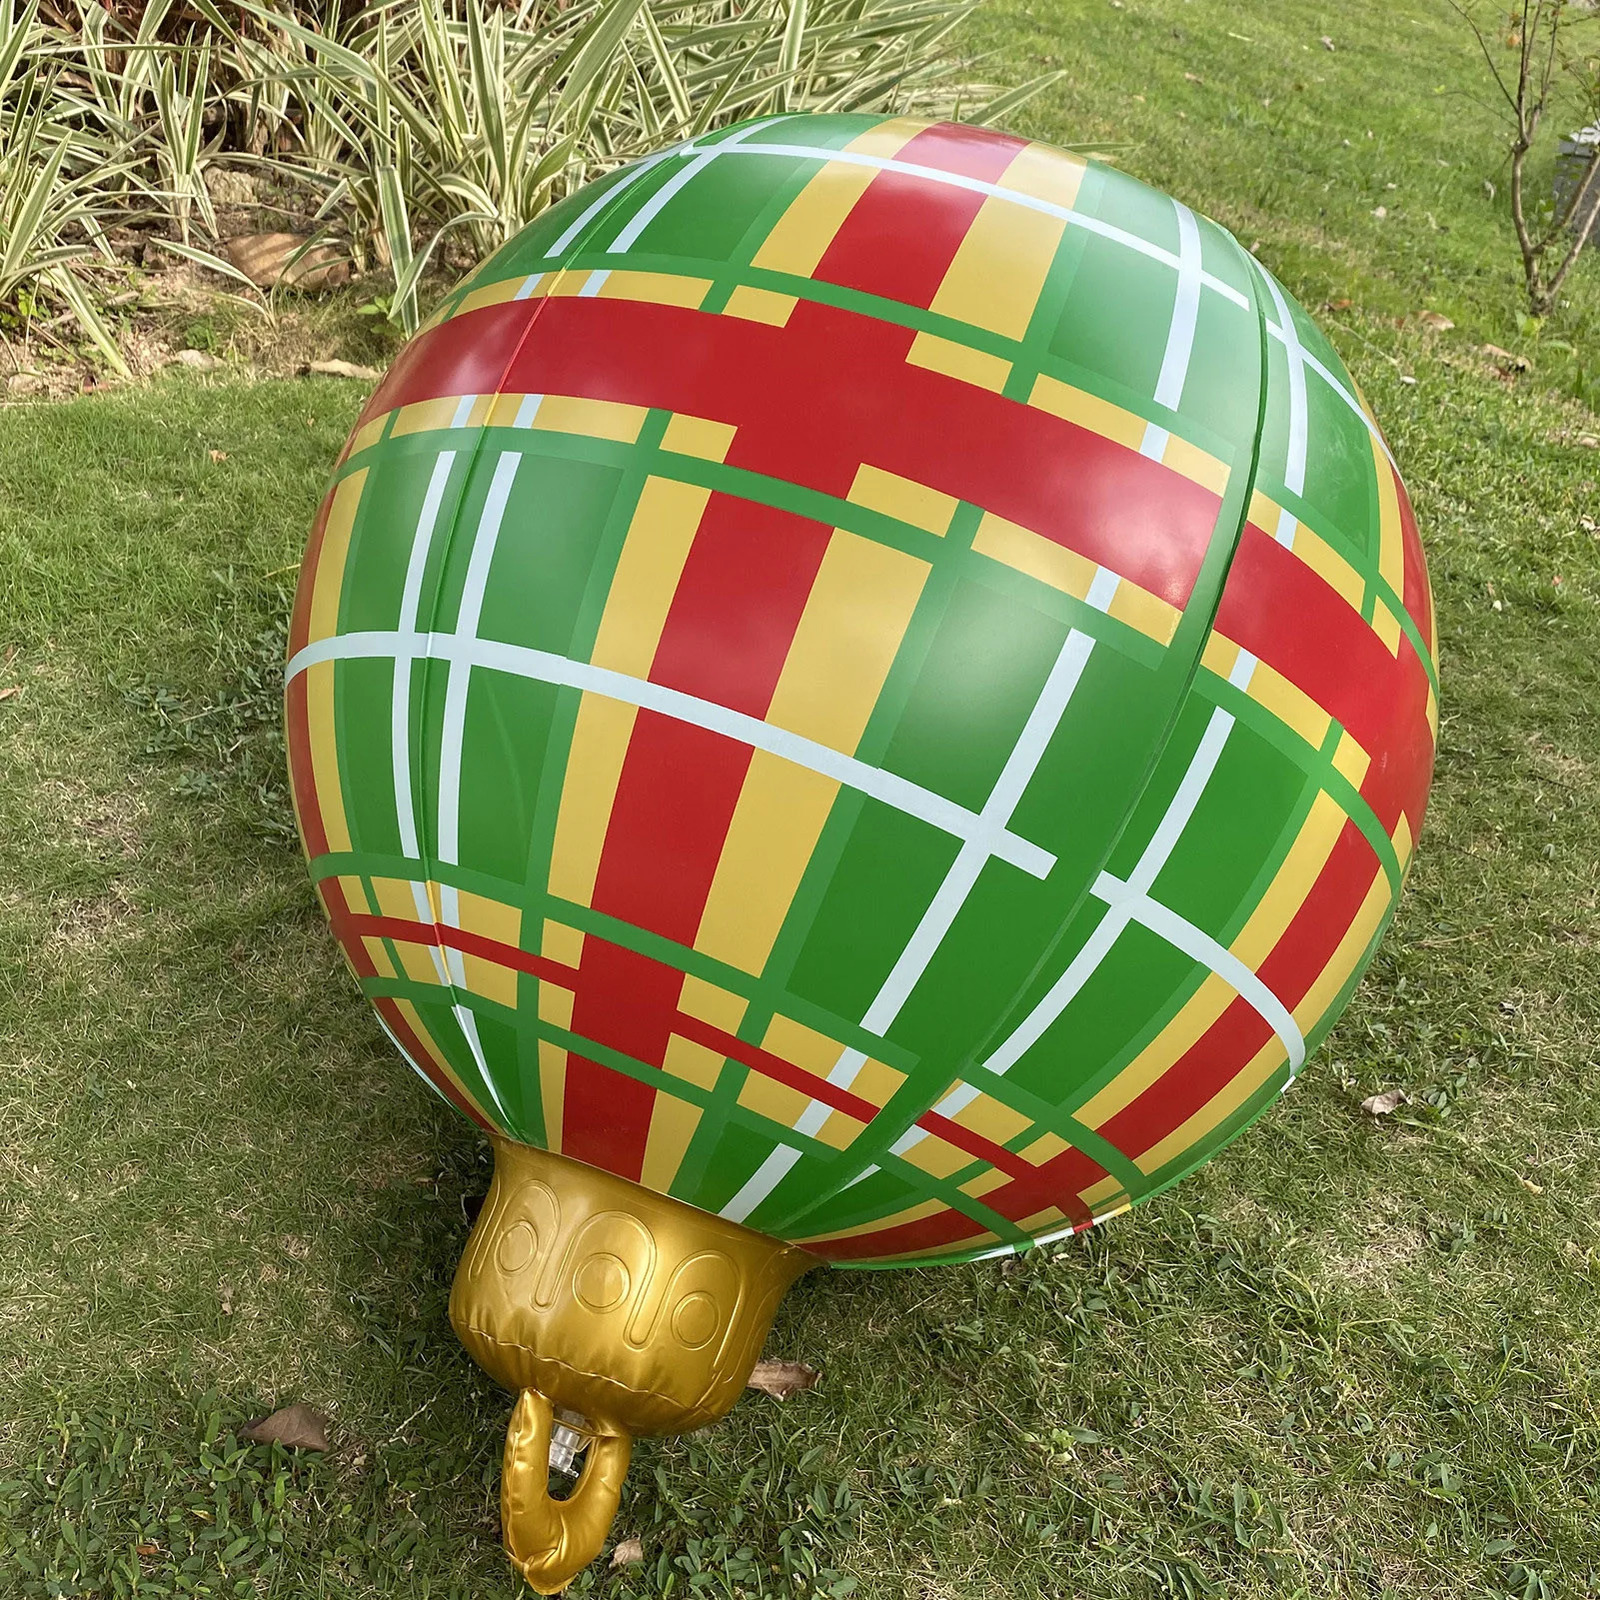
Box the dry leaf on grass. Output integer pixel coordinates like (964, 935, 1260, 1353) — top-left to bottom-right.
(306, 359, 381, 380)
(1482, 344, 1532, 373)
(225, 233, 349, 293)
(1360, 1088, 1410, 1116)
(1416, 310, 1454, 331)
(747, 1359, 820, 1400)
(208, 450, 228, 463)
(610, 1538, 645, 1568)
(172, 349, 221, 370)
(241, 1403, 331, 1451)
(0, 687, 18, 703)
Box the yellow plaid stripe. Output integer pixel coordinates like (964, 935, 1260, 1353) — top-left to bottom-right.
(694, 531, 930, 975)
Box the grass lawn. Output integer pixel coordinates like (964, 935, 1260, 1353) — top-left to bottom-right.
(3, 0, 1599, 1595)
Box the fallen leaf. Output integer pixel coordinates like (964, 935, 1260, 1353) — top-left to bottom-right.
(1371, 206, 1387, 219)
(172, 349, 221, 370)
(1580, 516, 1597, 532)
(1325, 297, 1353, 311)
(208, 449, 228, 463)
(1360, 1088, 1409, 1116)
(1482, 343, 1531, 372)
(241, 1403, 331, 1451)
(610, 1537, 645, 1568)
(0, 686, 18, 702)
(1416, 310, 1454, 331)
(1320, 34, 1335, 49)
(1399, 374, 1417, 385)
(306, 359, 380, 381)
(1184, 71, 1203, 83)
(1577, 434, 1599, 449)
(1518, 1175, 1545, 1195)
(747, 1359, 820, 1400)
(224, 233, 349, 293)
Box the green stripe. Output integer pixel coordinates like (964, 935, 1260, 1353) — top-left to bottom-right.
(1198, 668, 1405, 892)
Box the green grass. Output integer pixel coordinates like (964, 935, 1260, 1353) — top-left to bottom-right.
(2, 1, 1599, 1595)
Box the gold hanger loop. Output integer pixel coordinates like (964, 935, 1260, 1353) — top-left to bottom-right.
(501, 1388, 632, 1594)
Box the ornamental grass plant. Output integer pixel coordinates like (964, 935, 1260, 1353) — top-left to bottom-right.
(0, 0, 1038, 361)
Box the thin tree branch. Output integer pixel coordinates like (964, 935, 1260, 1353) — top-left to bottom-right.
(1508, 138, 1546, 309)
(1518, 0, 1540, 133)
(1446, 0, 1519, 118)
(1508, 7, 1542, 292)
(1547, 143, 1600, 300)
(1529, 0, 1555, 104)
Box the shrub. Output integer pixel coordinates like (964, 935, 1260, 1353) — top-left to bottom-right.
(1, 0, 1050, 354)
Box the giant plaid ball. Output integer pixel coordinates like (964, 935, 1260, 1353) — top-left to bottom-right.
(287, 116, 1436, 1265)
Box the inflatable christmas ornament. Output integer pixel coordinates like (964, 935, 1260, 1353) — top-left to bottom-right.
(287, 116, 1436, 1590)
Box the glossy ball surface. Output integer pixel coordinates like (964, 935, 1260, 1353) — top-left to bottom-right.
(287, 116, 1436, 1265)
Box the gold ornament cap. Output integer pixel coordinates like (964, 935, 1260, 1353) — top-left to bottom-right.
(449, 1139, 816, 1592)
